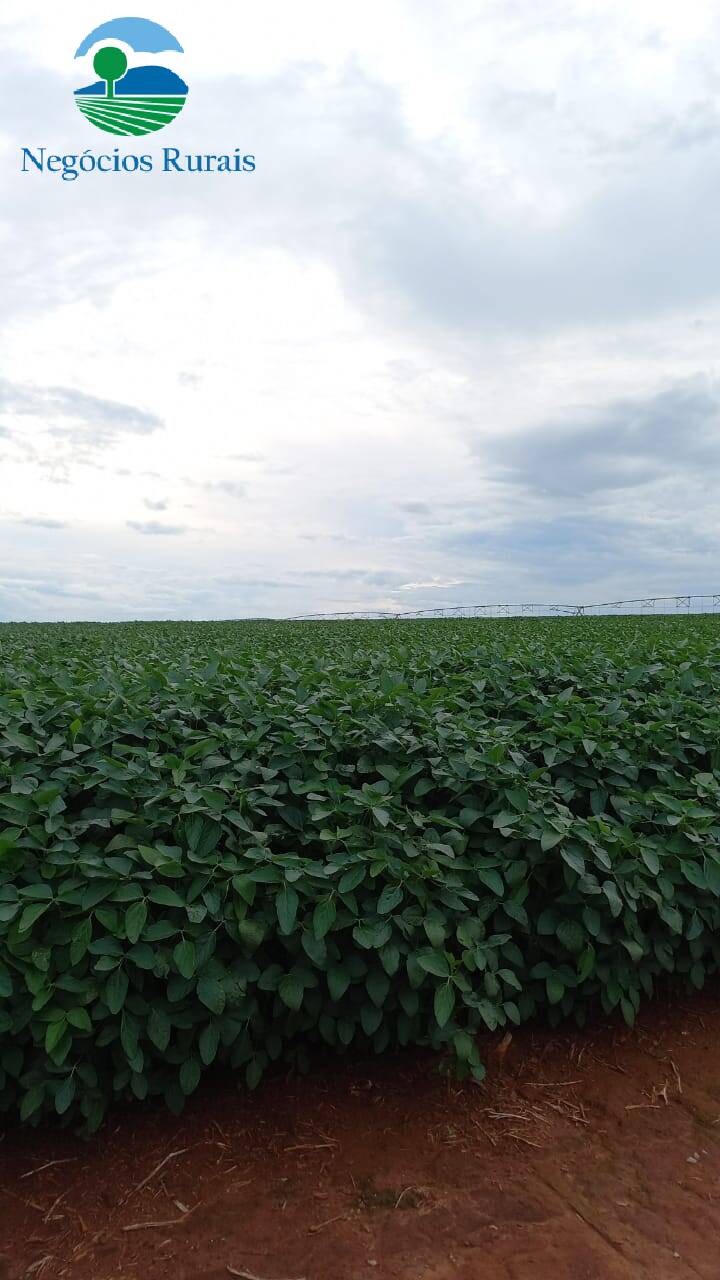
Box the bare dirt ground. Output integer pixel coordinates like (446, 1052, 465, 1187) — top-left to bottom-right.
(2, 990, 720, 1280)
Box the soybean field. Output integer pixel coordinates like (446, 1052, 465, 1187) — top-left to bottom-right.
(1, 615, 720, 1132)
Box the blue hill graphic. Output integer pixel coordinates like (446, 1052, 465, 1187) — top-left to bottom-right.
(75, 66, 188, 97)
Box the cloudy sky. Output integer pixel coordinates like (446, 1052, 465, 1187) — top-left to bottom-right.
(1, 0, 720, 620)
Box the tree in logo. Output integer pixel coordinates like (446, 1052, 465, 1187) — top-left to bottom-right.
(93, 46, 128, 99)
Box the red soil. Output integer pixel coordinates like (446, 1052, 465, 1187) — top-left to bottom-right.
(2, 991, 720, 1280)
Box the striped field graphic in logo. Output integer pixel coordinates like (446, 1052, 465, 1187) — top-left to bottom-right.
(75, 95, 187, 137)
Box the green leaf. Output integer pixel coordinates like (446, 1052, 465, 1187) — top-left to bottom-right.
(492, 811, 517, 830)
(55, 1076, 76, 1116)
(503, 899, 528, 926)
(147, 1007, 171, 1052)
(187, 817, 221, 857)
(582, 906, 601, 937)
(353, 921, 392, 949)
(276, 885, 300, 935)
(144, 920, 178, 941)
(366, 969, 390, 1007)
(540, 829, 563, 852)
(641, 848, 660, 876)
(453, 1030, 475, 1061)
(434, 982, 455, 1028)
(199, 1022, 220, 1066)
(302, 931, 326, 966)
(399, 988, 419, 1017)
(602, 881, 623, 918)
(477, 869, 504, 896)
(313, 897, 336, 939)
(125, 899, 147, 945)
(360, 1002, 383, 1036)
(45, 1018, 67, 1054)
(681, 861, 706, 890)
(561, 847, 585, 876)
(546, 975, 565, 1004)
(236, 918, 266, 950)
(459, 807, 482, 828)
(233, 875, 256, 905)
(20, 1085, 45, 1122)
(556, 920, 585, 954)
(577, 945, 595, 982)
(658, 902, 683, 934)
(147, 886, 185, 908)
(327, 965, 351, 1002)
(105, 968, 129, 1015)
(179, 1057, 201, 1096)
(278, 974, 304, 1011)
(703, 859, 720, 896)
(417, 952, 450, 978)
(18, 902, 50, 933)
(377, 884, 403, 915)
(506, 787, 529, 812)
(67, 1007, 92, 1032)
(173, 939, 197, 979)
(622, 938, 644, 963)
(258, 963, 283, 991)
(423, 915, 447, 947)
(338, 866, 366, 893)
(197, 975, 226, 1015)
(379, 943, 400, 976)
(620, 997, 635, 1027)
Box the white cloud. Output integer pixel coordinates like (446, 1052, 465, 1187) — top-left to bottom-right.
(1, 1, 720, 617)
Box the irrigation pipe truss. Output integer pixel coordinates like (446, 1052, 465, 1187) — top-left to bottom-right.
(287, 593, 720, 621)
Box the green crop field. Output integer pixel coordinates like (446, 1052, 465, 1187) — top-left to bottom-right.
(2, 615, 720, 1131)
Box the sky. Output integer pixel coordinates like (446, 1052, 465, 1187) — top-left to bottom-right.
(1, 1, 720, 620)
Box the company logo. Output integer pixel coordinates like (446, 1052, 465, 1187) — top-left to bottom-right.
(74, 17, 188, 136)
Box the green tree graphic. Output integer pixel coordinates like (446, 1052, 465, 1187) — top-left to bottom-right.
(93, 46, 128, 98)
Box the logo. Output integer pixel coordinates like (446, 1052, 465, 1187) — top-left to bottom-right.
(74, 17, 188, 136)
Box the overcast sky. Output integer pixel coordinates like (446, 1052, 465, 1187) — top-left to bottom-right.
(1, 0, 720, 620)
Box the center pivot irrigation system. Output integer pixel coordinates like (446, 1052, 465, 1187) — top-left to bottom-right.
(288, 593, 720, 621)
